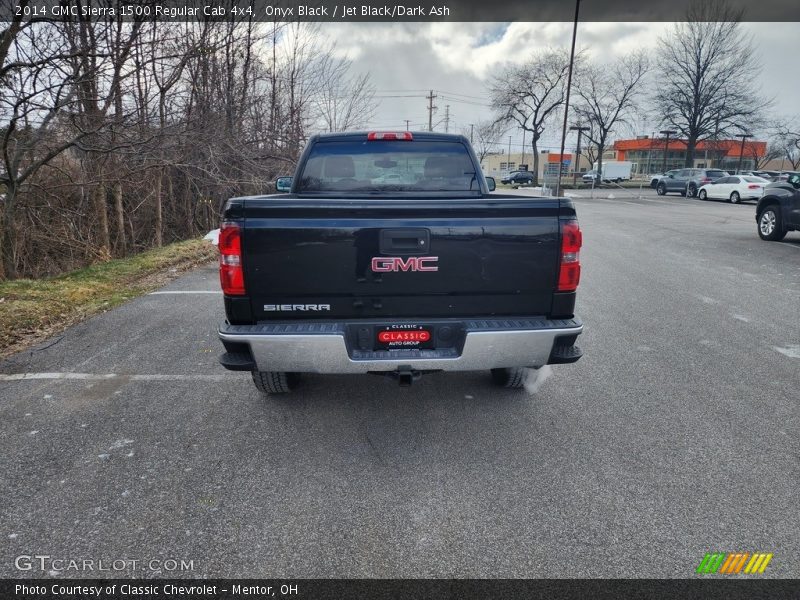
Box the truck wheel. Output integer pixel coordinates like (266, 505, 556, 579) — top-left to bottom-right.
(252, 370, 299, 394)
(757, 206, 786, 241)
(656, 183, 666, 195)
(491, 367, 529, 389)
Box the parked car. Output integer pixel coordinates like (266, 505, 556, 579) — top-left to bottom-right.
(655, 168, 729, 197)
(773, 171, 800, 182)
(698, 175, 769, 203)
(755, 174, 800, 241)
(650, 169, 680, 188)
(501, 170, 534, 185)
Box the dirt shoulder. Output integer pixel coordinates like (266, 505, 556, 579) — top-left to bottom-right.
(0, 238, 218, 359)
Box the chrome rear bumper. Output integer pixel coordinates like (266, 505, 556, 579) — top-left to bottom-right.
(219, 318, 583, 373)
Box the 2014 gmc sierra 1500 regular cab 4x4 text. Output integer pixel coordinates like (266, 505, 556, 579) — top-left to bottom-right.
(216, 131, 583, 395)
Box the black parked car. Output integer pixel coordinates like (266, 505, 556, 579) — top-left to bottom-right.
(501, 170, 534, 185)
(756, 174, 800, 241)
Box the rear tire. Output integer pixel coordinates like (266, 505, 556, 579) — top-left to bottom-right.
(656, 183, 667, 196)
(698, 189, 707, 200)
(730, 191, 740, 204)
(252, 370, 300, 395)
(491, 367, 529, 389)
(757, 206, 786, 241)
(688, 184, 697, 197)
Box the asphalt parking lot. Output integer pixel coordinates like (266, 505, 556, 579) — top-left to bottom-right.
(1, 193, 798, 578)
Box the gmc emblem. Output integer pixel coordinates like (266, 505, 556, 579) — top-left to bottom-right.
(371, 256, 439, 272)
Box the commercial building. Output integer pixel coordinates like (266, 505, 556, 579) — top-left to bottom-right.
(481, 151, 586, 181)
(612, 137, 767, 174)
(480, 135, 773, 182)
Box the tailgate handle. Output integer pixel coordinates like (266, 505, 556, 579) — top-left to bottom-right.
(379, 228, 430, 254)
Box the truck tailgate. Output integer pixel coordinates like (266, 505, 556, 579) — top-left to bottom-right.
(239, 197, 563, 320)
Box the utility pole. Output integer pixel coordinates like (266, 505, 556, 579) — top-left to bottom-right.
(555, 0, 581, 198)
(444, 105, 450, 133)
(736, 132, 753, 174)
(404, 119, 411, 131)
(659, 129, 676, 174)
(569, 125, 589, 186)
(508, 136, 512, 168)
(426, 90, 437, 132)
(469, 123, 474, 144)
(521, 129, 526, 169)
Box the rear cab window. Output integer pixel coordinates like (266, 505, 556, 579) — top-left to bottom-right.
(297, 140, 480, 194)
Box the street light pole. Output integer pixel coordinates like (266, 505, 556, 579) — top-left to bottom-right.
(569, 125, 589, 187)
(555, 0, 581, 198)
(736, 132, 753, 174)
(659, 129, 676, 174)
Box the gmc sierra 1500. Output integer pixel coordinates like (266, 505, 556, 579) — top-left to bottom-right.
(217, 131, 583, 395)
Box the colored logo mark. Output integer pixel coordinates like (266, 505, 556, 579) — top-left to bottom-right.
(696, 552, 773, 574)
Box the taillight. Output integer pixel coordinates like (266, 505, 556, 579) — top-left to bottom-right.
(218, 221, 245, 296)
(367, 131, 413, 141)
(701, 177, 711, 184)
(748, 184, 760, 189)
(558, 220, 582, 292)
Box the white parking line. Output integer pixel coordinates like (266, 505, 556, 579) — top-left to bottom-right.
(0, 372, 240, 382)
(149, 291, 222, 295)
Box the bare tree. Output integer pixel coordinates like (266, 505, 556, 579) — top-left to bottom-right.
(490, 49, 572, 185)
(747, 138, 783, 170)
(315, 54, 375, 132)
(653, 0, 771, 167)
(0, 17, 374, 280)
(773, 119, 800, 170)
(462, 120, 508, 166)
(0, 18, 102, 278)
(574, 51, 649, 182)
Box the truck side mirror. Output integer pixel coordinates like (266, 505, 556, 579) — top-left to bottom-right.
(485, 176, 496, 192)
(276, 176, 293, 192)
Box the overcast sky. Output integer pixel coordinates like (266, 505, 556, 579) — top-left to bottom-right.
(317, 22, 797, 154)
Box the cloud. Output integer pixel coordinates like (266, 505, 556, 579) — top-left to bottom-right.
(314, 21, 793, 140)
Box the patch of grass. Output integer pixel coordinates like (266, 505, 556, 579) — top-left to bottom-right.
(0, 238, 218, 356)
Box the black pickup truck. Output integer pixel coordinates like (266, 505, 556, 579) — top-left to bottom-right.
(217, 132, 583, 395)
